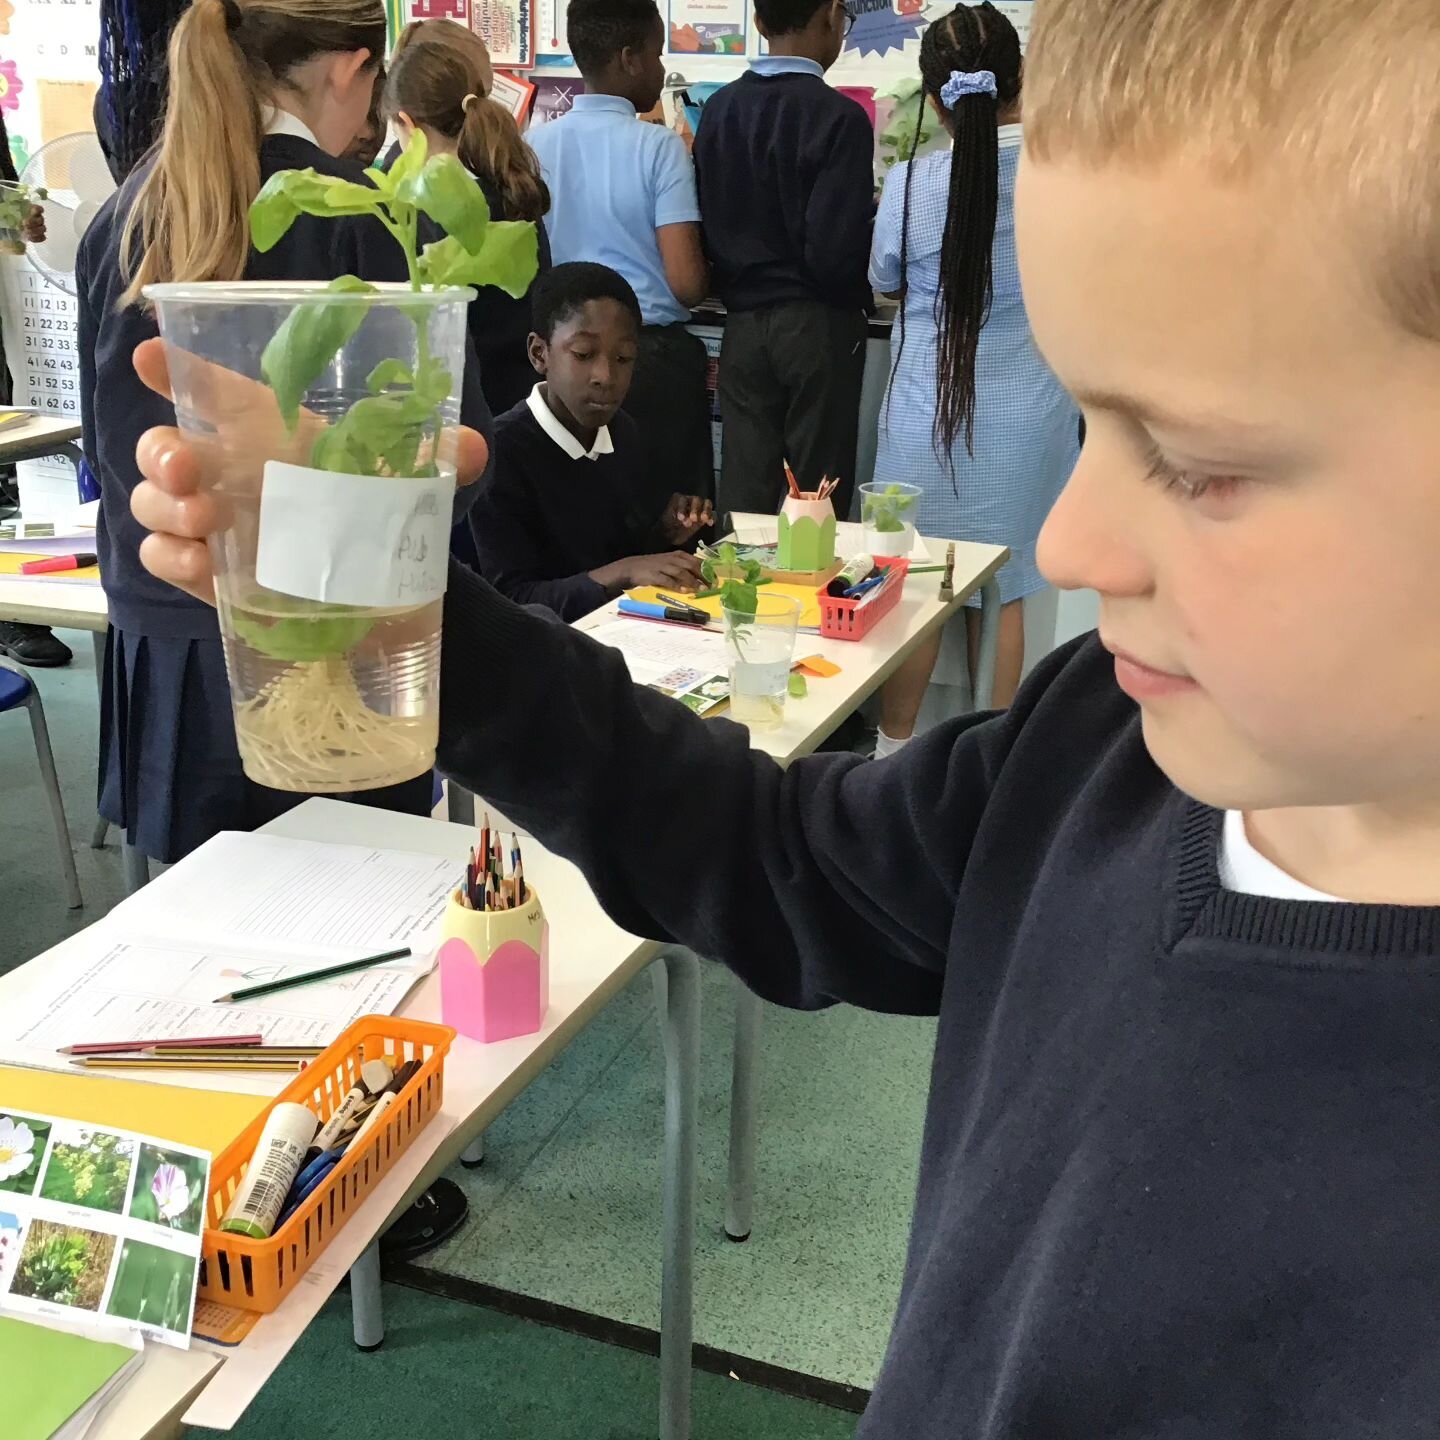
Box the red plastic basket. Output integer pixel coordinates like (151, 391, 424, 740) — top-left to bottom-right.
(818, 556, 909, 641)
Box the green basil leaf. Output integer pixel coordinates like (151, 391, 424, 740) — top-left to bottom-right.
(788, 672, 808, 699)
(231, 602, 376, 662)
(364, 165, 395, 195)
(416, 222, 538, 298)
(309, 419, 377, 475)
(387, 128, 428, 199)
(411, 155, 489, 253)
(464, 221, 539, 299)
(249, 174, 301, 252)
(415, 355, 453, 407)
(367, 359, 415, 391)
(261, 275, 376, 431)
(345, 393, 436, 476)
(323, 178, 387, 215)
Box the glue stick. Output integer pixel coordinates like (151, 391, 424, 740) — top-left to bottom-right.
(826, 554, 875, 597)
(220, 1102, 318, 1239)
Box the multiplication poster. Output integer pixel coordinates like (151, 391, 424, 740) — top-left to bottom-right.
(0, 1108, 210, 1350)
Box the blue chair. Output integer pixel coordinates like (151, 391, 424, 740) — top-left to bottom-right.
(0, 655, 82, 909)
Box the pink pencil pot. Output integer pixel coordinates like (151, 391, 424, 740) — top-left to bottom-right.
(438, 887, 549, 1043)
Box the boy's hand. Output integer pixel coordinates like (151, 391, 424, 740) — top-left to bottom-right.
(128, 337, 489, 605)
(592, 551, 705, 593)
(658, 493, 715, 546)
(21, 204, 45, 246)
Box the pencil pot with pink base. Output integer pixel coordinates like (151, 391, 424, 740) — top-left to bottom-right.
(438, 888, 549, 1043)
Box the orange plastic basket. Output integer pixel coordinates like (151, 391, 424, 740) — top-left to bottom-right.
(198, 1015, 454, 1314)
(818, 555, 909, 641)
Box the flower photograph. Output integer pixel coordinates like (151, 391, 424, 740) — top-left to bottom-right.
(0, 1113, 49, 1195)
(128, 1145, 207, 1236)
(11, 1220, 116, 1311)
(38, 1126, 136, 1215)
(104, 1240, 198, 1336)
(0, 1211, 26, 1288)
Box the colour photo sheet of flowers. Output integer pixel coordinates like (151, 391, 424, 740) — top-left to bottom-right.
(0, 1108, 210, 1349)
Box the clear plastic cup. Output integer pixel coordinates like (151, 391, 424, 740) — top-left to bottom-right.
(860, 481, 923, 558)
(145, 281, 474, 793)
(723, 594, 802, 727)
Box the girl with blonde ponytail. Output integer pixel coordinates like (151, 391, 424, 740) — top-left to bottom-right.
(384, 17, 553, 416)
(76, 0, 492, 872)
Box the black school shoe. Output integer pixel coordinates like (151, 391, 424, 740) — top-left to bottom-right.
(0, 622, 73, 667)
(378, 1179, 469, 1262)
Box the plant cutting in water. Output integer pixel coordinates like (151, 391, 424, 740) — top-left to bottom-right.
(862, 483, 919, 534)
(0, 179, 45, 253)
(224, 130, 539, 790)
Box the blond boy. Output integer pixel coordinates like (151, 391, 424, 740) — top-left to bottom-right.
(130, 0, 1440, 1432)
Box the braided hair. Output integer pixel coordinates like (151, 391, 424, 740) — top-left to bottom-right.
(99, 0, 191, 182)
(890, 3, 1022, 465)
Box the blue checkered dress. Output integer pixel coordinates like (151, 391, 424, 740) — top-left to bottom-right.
(870, 128, 1078, 605)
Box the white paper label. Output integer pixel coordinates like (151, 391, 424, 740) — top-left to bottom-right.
(256, 461, 453, 608)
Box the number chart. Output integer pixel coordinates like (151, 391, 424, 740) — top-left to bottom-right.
(1, 260, 82, 420)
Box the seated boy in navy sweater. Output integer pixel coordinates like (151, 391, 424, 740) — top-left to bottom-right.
(469, 262, 714, 621)
(132, 0, 1440, 1433)
(693, 0, 874, 521)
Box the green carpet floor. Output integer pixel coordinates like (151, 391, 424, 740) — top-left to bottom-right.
(196, 1282, 858, 1440)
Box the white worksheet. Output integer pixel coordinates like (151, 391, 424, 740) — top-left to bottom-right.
(0, 832, 460, 1091)
(5, 939, 432, 1059)
(108, 832, 459, 957)
(585, 617, 728, 688)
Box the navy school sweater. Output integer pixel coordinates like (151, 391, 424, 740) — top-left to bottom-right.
(468, 395, 673, 620)
(77, 133, 492, 640)
(436, 563, 1440, 1438)
(692, 72, 875, 313)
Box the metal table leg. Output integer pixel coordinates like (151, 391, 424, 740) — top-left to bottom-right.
(350, 1242, 385, 1351)
(726, 979, 762, 1242)
(652, 948, 699, 1440)
(91, 631, 109, 849)
(122, 842, 149, 894)
(972, 578, 1002, 712)
(446, 782, 476, 826)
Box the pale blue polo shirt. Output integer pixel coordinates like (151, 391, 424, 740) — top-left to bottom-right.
(528, 94, 700, 328)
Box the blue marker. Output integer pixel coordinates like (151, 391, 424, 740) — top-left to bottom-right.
(618, 599, 708, 626)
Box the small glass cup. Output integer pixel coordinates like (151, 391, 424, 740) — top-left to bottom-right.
(145, 280, 473, 793)
(723, 594, 802, 727)
(859, 481, 922, 557)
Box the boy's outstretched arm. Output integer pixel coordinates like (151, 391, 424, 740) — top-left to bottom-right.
(439, 563, 1008, 1015)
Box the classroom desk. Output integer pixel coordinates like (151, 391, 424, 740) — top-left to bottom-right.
(577, 521, 1009, 1241)
(0, 412, 84, 471)
(3, 800, 700, 1440)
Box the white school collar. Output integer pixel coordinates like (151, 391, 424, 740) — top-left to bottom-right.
(264, 108, 321, 147)
(998, 122, 1023, 149)
(526, 385, 615, 462)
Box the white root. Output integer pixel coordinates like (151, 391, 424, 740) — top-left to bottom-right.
(233, 655, 435, 791)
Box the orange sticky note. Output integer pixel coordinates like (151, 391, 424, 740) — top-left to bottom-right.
(795, 655, 841, 678)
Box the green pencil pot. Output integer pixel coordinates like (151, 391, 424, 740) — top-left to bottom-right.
(776, 496, 837, 573)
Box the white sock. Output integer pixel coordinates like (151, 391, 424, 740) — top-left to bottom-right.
(873, 729, 910, 759)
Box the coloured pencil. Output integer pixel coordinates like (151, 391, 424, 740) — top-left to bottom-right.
(57, 1033, 265, 1056)
(212, 947, 412, 1004)
(70, 1056, 309, 1072)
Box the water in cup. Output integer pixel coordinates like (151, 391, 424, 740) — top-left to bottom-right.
(146, 282, 470, 791)
(723, 593, 802, 729)
(728, 657, 792, 725)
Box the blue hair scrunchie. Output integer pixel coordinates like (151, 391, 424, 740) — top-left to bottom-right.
(940, 70, 998, 109)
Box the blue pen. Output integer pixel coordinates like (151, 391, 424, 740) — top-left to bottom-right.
(843, 576, 886, 600)
(276, 1148, 343, 1227)
(618, 599, 708, 626)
